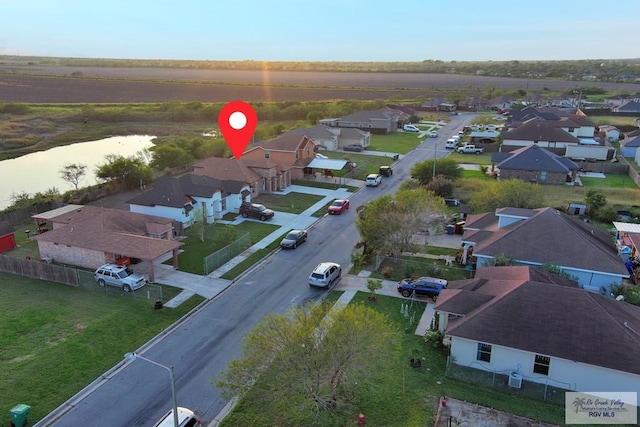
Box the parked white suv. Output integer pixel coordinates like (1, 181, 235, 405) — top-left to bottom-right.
(403, 124, 420, 132)
(308, 262, 342, 288)
(94, 263, 146, 292)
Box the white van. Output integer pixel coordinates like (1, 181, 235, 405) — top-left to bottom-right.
(445, 139, 458, 149)
(153, 407, 201, 427)
(403, 124, 420, 132)
(451, 135, 461, 143)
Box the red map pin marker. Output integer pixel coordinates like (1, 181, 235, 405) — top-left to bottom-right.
(218, 101, 258, 159)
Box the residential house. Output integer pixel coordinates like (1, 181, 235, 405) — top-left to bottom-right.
(242, 133, 316, 190)
(192, 156, 263, 198)
(421, 98, 457, 112)
(598, 125, 620, 143)
(290, 124, 370, 151)
(127, 174, 251, 226)
(488, 95, 516, 111)
(319, 109, 403, 134)
(0, 221, 16, 253)
(491, 145, 579, 185)
(31, 205, 180, 281)
(461, 207, 629, 292)
(501, 117, 580, 152)
(435, 266, 640, 393)
(621, 135, 640, 158)
(614, 100, 640, 113)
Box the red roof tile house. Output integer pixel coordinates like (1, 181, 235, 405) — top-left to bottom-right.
(32, 205, 181, 281)
(434, 266, 640, 394)
(462, 207, 629, 293)
(241, 133, 316, 192)
(0, 221, 17, 253)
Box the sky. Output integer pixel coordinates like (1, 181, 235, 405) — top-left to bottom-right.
(2, 0, 639, 62)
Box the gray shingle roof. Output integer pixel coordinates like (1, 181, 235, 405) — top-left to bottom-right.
(0, 221, 16, 236)
(502, 117, 579, 143)
(473, 207, 628, 275)
(497, 145, 579, 173)
(436, 267, 640, 375)
(127, 174, 244, 208)
(624, 135, 640, 148)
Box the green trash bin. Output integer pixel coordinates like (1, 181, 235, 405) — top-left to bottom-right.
(9, 404, 31, 427)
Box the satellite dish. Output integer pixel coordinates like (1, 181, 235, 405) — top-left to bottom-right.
(616, 295, 625, 301)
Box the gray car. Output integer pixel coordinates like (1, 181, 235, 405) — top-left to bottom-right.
(280, 229, 307, 249)
(94, 263, 146, 292)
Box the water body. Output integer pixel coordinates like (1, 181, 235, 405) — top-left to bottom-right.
(0, 135, 155, 210)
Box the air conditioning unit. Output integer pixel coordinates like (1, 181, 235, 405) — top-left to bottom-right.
(508, 371, 522, 389)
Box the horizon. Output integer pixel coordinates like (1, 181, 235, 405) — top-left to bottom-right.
(2, 0, 639, 62)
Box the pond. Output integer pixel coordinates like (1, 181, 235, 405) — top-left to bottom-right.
(0, 135, 155, 211)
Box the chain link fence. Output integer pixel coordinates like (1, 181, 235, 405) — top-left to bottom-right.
(203, 231, 251, 275)
(445, 358, 569, 405)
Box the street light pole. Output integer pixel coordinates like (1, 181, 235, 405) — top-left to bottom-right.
(124, 352, 179, 427)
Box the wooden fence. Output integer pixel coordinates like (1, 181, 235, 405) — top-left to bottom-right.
(0, 254, 80, 286)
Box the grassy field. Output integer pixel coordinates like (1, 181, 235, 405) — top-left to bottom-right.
(0, 272, 203, 426)
(368, 132, 424, 154)
(221, 292, 566, 427)
(587, 115, 639, 127)
(252, 192, 324, 214)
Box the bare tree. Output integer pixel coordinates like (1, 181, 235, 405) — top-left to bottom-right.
(59, 163, 87, 190)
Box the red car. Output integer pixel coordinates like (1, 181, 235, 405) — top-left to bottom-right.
(328, 199, 350, 215)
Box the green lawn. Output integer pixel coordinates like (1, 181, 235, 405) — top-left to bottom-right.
(446, 151, 493, 164)
(368, 132, 424, 154)
(220, 235, 286, 280)
(0, 272, 203, 426)
(174, 222, 279, 274)
(252, 192, 324, 214)
(581, 175, 639, 189)
(221, 292, 566, 427)
(291, 180, 358, 192)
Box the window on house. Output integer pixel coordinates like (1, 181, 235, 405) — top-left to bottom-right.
(265, 150, 270, 159)
(533, 354, 550, 375)
(221, 198, 226, 211)
(568, 127, 575, 132)
(540, 171, 547, 181)
(533, 140, 538, 144)
(295, 151, 299, 159)
(476, 343, 492, 362)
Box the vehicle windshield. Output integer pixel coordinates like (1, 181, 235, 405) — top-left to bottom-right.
(254, 204, 266, 211)
(331, 201, 343, 206)
(285, 232, 298, 240)
(116, 269, 133, 279)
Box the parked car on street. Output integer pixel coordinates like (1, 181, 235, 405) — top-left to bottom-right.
(280, 229, 308, 249)
(456, 145, 484, 154)
(397, 276, 447, 300)
(445, 139, 458, 149)
(365, 174, 382, 187)
(403, 124, 420, 132)
(328, 199, 350, 215)
(308, 262, 342, 288)
(343, 144, 364, 152)
(428, 130, 438, 138)
(94, 263, 146, 292)
(239, 202, 274, 221)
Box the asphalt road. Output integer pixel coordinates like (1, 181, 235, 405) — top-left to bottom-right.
(44, 114, 474, 427)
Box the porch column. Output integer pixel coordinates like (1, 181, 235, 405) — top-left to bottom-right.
(147, 259, 155, 282)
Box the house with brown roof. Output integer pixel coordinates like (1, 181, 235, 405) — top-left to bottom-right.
(491, 145, 579, 185)
(192, 156, 262, 198)
(434, 266, 640, 393)
(241, 133, 316, 192)
(461, 207, 629, 293)
(31, 205, 181, 281)
(127, 173, 251, 227)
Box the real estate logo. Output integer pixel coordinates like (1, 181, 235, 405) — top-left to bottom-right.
(565, 392, 637, 425)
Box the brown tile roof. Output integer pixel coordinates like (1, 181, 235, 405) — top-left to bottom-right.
(436, 267, 640, 375)
(502, 117, 579, 143)
(192, 157, 262, 183)
(33, 206, 180, 260)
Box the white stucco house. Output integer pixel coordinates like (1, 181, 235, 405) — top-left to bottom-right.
(435, 266, 640, 393)
(127, 174, 251, 228)
(461, 207, 629, 293)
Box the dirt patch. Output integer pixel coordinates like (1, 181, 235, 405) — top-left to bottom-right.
(435, 398, 558, 427)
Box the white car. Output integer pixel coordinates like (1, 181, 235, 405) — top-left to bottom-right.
(403, 124, 420, 132)
(428, 130, 438, 138)
(445, 139, 458, 149)
(365, 174, 382, 186)
(308, 262, 342, 288)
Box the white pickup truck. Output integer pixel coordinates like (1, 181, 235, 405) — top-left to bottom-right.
(456, 144, 484, 154)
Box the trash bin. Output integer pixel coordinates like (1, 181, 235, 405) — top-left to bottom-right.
(9, 404, 31, 427)
(446, 225, 455, 235)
